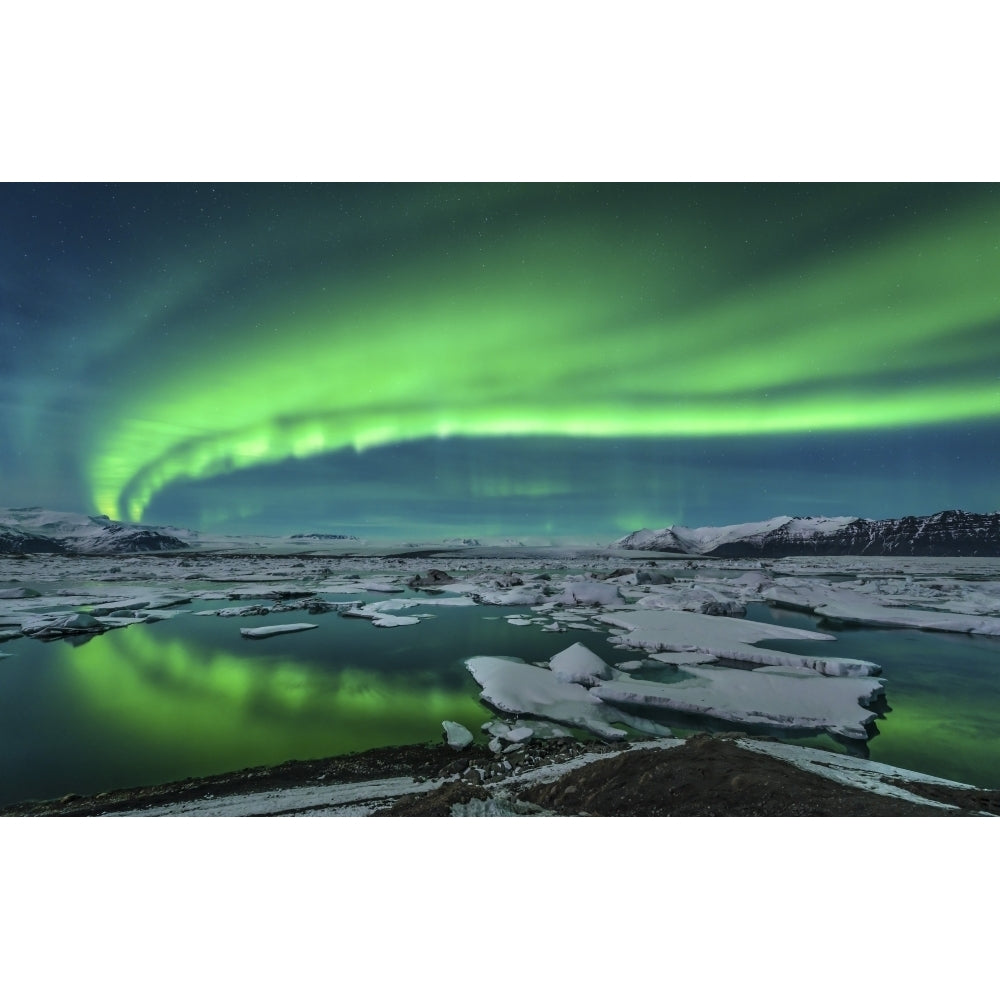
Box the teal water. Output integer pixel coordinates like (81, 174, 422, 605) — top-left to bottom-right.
(744, 603, 1000, 789)
(2, 597, 999, 806)
(0, 599, 633, 806)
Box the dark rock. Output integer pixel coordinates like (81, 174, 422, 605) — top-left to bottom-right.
(408, 569, 457, 589)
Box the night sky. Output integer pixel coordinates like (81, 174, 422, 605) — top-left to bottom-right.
(2, 182, 999, 540)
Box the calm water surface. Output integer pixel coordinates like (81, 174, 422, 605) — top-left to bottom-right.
(2, 595, 998, 805)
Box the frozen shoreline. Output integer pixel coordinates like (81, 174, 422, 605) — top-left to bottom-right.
(4, 546, 1000, 813)
(4, 732, 996, 817)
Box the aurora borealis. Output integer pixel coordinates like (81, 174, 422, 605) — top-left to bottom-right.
(3, 182, 999, 539)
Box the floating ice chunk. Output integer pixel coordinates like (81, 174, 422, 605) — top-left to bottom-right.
(591, 665, 883, 740)
(365, 597, 476, 612)
(814, 599, 1000, 636)
(505, 726, 535, 743)
(552, 581, 623, 607)
(0, 587, 41, 599)
(339, 606, 421, 627)
(764, 582, 1000, 636)
(442, 721, 474, 750)
(89, 598, 150, 614)
(482, 719, 572, 742)
(548, 642, 613, 685)
(371, 614, 421, 627)
(728, 571, 773, 591)
(240, 623, 319, 638)
(635, 586, 745, 616)
(465, 655, 628, 741)
(22, 612, 108, 639)
(598, 608, 881, 677)
(473, 584, 546, 606)
(648, 650, 719, 666)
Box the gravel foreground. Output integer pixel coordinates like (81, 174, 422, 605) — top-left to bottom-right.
(5, 733, 999, 817)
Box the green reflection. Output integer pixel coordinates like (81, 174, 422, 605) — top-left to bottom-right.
(60, 623, 491, 776)
(869, 695, 1000, 790)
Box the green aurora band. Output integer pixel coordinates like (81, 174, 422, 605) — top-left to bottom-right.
(87, 192, 1000, 524)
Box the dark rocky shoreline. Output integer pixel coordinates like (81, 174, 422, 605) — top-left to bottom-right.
(5, 733, 998, 818)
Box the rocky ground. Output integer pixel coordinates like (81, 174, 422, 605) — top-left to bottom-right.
(5, 733, 998, 817)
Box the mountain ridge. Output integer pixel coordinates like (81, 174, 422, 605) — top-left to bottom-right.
(617, 510, 1000, 557)
(0, 507, 191, 555)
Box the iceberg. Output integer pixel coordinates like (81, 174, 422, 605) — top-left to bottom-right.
(590, 666, 882, 740)
(598, 608, 881, 677)
(465, 655, 629, 741)
(239, 623, 319, 638)
(547, 642, 613, 685)
(442, 721, 474, 750)
(21, 612, 109, 640)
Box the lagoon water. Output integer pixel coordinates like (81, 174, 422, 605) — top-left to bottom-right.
(2, 596, 999, 806)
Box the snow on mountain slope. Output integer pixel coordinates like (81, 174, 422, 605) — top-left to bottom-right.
(672, 517, 795, 554)
(0, 507, 191, 554)
(618, 511, 1000, 557)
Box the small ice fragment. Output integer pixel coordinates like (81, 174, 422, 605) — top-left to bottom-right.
(442, 721, 474, 750)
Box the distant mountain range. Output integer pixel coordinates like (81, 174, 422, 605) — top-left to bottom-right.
(617, 510, 1000, 557)
(289, 533, 361, 541)
(0, 508, 192, 555)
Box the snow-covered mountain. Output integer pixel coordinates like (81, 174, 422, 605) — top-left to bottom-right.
(617, 510, 1000, 557)
(0, 508, 192, 554)
(289, 533, 361, 541)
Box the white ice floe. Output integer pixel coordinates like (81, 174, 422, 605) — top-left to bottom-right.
(239, 623, 319, 638)
(648, 650, 719, 666)
(633, 586, 745, 616)
(339, 594, 476, 628)
(764, 581, 1000, 636)
(442, 721, 474, 750)
(598, 608, 881, 677)
(465, 655, 629, 741)
(339, 607, 421, 628)
(21, 612, 113, 639)
(365, 597, 477, 612)
(0, 587, 41, 599)
(547, 642, 613, 685)
(552, 581, 624, 607)
(815, 598, 1000, 635)
(472, 584, 547, 606)
(481, 719, 571, 742)
(590, 665, 883, 740)
(372, 614, 421, 627)
(88, 598, 151, 614)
